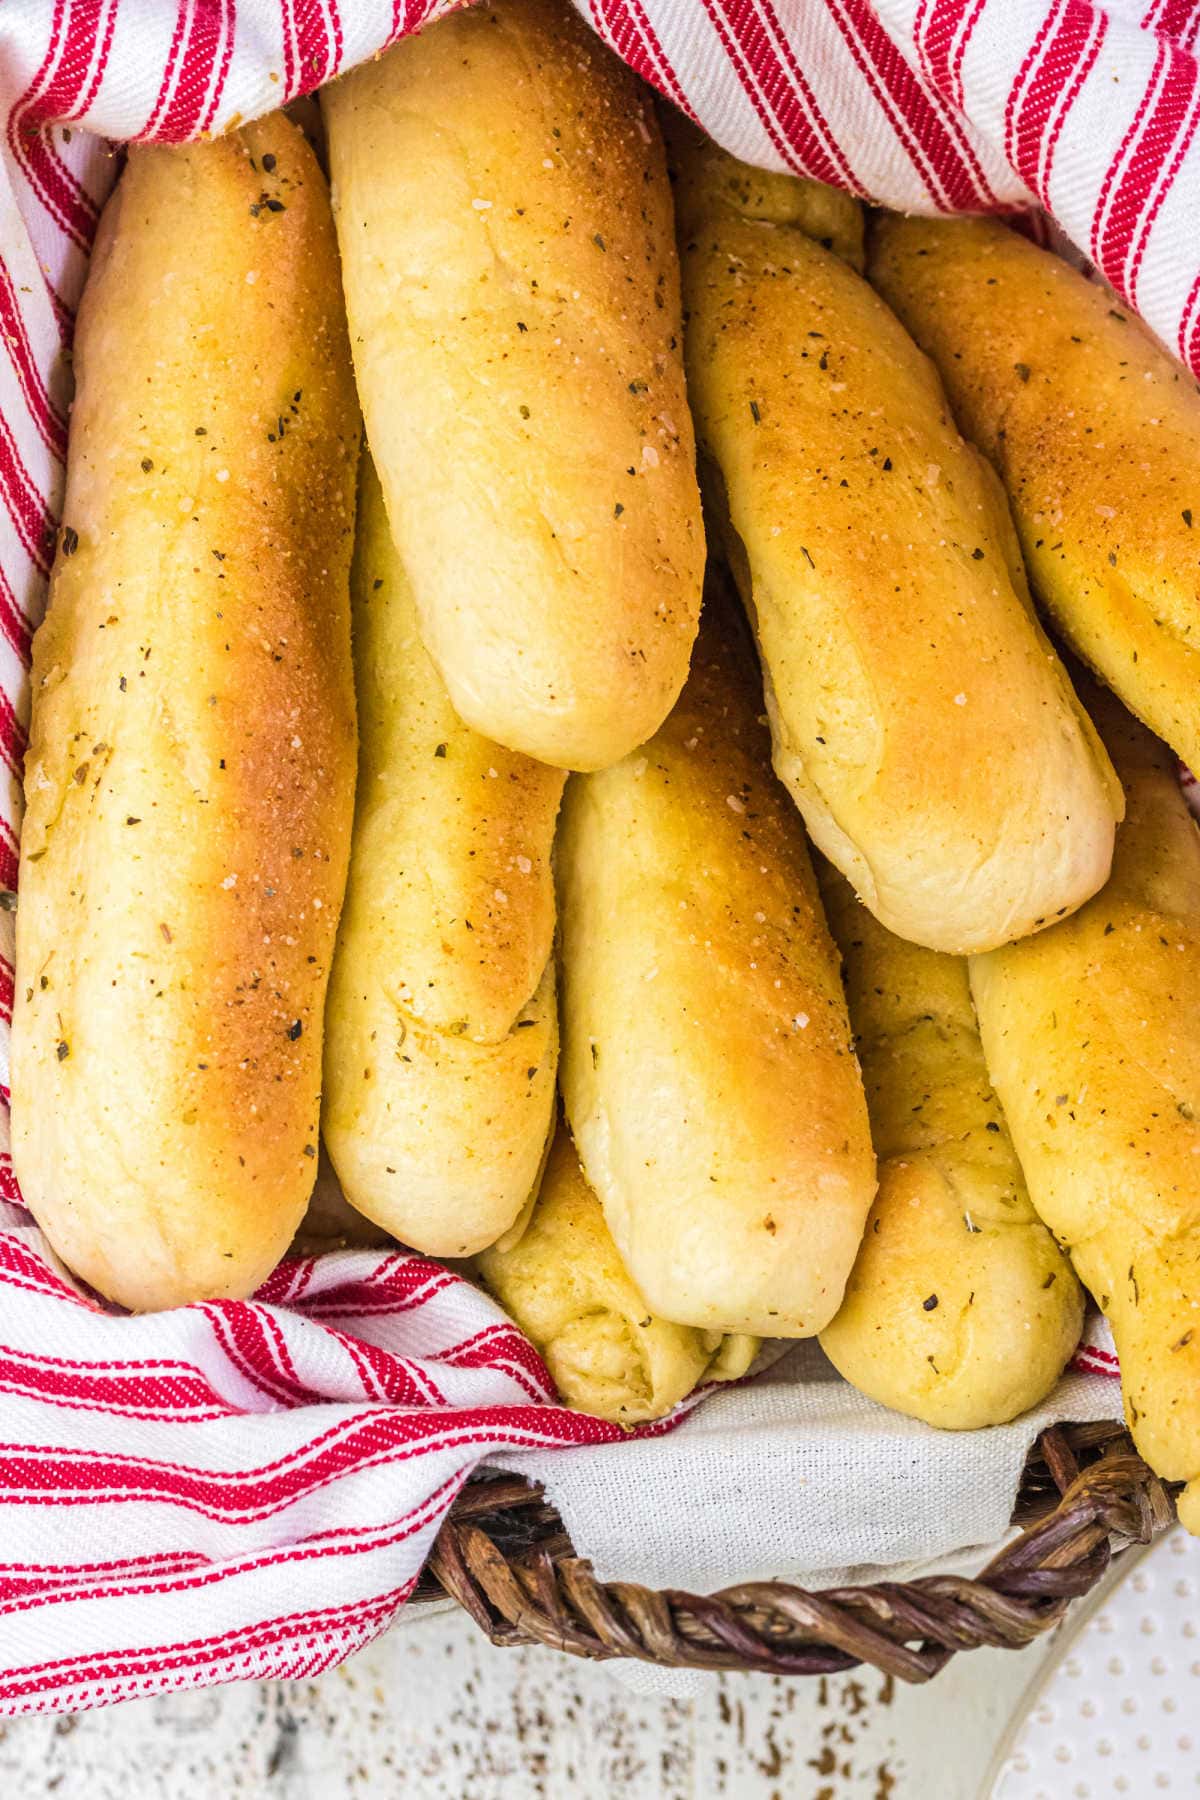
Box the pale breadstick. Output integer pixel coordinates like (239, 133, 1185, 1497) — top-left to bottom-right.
(971, 685, 1200, 1534)
(557, 591, 876, 1337)
(323, 0, 703, 771)
(477, 1120, 758, 1424)
(322, 459, 562, 1257)
(818, 862, 1083, 1430)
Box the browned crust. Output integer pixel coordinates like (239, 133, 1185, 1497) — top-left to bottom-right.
(12, 114, 360, 1308)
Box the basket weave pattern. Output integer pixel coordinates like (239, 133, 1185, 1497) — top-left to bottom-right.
(418, 1423, 1176, 1680)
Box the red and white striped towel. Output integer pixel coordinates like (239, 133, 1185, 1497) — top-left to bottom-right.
(0, 1200, 706, 1713)
(0, 0, 1167, 1715)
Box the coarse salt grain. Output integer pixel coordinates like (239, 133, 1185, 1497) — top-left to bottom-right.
(954, 693, 967, 706)
(793, 1013, 809, 1030)
(515, 855, 532, 875)
(726, 794, 745, 813)
(221, 874, 237, 890)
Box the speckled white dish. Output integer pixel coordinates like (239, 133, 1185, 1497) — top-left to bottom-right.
(987, 1526, 1200, 1798)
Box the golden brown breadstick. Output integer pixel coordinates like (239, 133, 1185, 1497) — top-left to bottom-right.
(663, 111, 864, 269)
(675, 139, 1121, 954)
(870, 213, 1200, 774)
(12, 116, 359, 1310)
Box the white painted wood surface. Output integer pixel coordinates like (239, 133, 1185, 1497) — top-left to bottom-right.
(0, 1604, 1059, 1799)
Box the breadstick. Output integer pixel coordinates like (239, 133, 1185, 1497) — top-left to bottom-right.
(675, 138, 1121, 954)
(664, 111, 864, 270)
(477, 1119, 758, 1424)
(818, 862, 1083, 1429)
(871, 214, 1200, 774)
(323, 0, 703, 770)
(971, 684, 1200, 1534)
(557, 586, 876, 1337)
(322, 459, 562, 1257)
(11, 116, 359, 1310)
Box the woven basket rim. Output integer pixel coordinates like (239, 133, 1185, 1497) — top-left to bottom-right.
(414, 1420, 1176, 1680)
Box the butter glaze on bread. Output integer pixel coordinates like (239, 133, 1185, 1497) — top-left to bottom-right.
(675, 143, 1121, 954)
(663, 110, 864, 271)
(11, 116, 359, 1311)
(477, 1119, 759, 1424)
(817, 861, 1083, 1430)
(971, 684, 1200, 1534)
(323, 0, 703, 771)
(870, 215, 1200, 775)
(557, 590, 876, 1337)
(322, 460, 562, 1258)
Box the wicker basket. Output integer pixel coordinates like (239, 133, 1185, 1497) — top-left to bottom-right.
(415, 1422, 1177, 1680)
